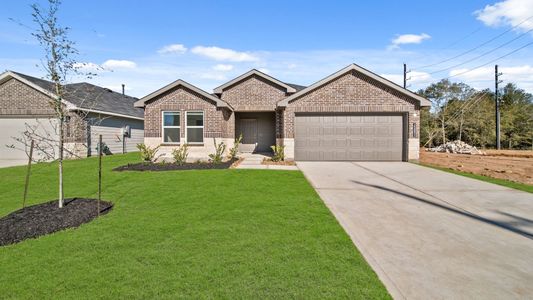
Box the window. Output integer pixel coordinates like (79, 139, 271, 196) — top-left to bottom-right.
(186, 111, 204, 144)
(412, 123, 417, 138)
(162, 112, 180, 143)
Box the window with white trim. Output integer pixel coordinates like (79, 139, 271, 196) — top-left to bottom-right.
(186, 111, 204, 144)
(162, 111, 180, 143)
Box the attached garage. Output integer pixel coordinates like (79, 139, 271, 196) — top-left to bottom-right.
(294, 114, 405, 161)
(278, 64, 432, 161)
(0, 117, 58, 166)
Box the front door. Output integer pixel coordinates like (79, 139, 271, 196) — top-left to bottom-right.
(239, 119, 258, 152)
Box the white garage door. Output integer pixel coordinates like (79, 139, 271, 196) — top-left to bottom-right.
(294, 114, 404, 161)
(0, 118, 58, 167)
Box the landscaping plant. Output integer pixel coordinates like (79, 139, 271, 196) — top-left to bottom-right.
(208, 138, 226, 164)
(271, 145, 285, 162)
(228, 134, 242, 160)
(137, 144, 160, 162)
(172, 144, 189, 165)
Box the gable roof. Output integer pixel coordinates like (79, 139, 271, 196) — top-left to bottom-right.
(277, 64, 431, 107)
(1, 71, 144, 119)
(134, 79, 230, 109)
(213, 69, 297, 94)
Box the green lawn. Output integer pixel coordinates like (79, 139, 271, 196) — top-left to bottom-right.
(0, 153, 389, 299)
(420, 163, 533, 193)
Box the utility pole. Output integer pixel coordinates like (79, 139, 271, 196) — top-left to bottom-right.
(495, 65, 502, 150)
(403, 63, 407, 89)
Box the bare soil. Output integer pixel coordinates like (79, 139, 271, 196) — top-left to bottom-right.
(262, 158, 296, 166)
(0, 198, 112, 247)
(420, 149, 533, 185)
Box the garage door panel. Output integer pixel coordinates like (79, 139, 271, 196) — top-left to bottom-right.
(294, 114, 404, 161)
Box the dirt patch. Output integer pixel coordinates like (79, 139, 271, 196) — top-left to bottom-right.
(0, 198, 112, 247)
(420, 150, 533, 185)
(113, 159, 238, 171)
(262, 158, 296, 166)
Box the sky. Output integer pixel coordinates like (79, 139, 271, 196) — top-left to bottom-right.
(1, 0, 533, 97)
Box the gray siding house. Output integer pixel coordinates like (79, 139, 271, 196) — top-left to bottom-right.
(0, 71, 143, 166)
(134, 64, 430, 161)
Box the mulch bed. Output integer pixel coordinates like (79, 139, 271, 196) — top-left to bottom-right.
(0, 198, 113, 247)
(113, 159, 238, 171)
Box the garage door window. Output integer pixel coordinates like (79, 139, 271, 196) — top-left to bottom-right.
(162, 111, 180, 143)
(186, 112, 204, 144)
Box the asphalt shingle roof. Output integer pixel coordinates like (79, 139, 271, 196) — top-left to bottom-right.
(13, 72, 143, 119)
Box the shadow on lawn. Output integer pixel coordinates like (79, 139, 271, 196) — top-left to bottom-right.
(351, 180, 533, 240)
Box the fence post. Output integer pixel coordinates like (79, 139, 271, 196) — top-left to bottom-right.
(98, 134, 102, 216)
(22, 140, 34, 208)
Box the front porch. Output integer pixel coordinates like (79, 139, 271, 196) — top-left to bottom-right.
(235, 112, 276, 153)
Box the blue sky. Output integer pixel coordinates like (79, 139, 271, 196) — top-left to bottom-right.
(1, 0, 533, 96)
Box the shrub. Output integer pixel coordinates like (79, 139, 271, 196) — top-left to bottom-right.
(271, 145, 285, 162)
(137, 144, 160, 162)
(209, 138, 226, 164)
(228, 134, 243, 160)
(172, 144, 189, 165)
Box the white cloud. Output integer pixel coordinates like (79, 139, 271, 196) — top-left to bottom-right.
(475, 0, 533, 31)
(73, 62, 101, 71)
(258, 68, 270, 74)
(191, 46, 259, 62)
(381, 71, 432, 86)
(199, 73, 227, 81)
(449, 65, 533, 91)
(212, 64, 234, 71)
(158, 44, 187, 54)
(389, 33, 431, 49)
(102, 59, 137, 70)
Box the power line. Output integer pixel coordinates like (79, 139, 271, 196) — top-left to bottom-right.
(421, 28, 533, 76)
(446, 40, 533, 79)
(413, 15, 533, 70)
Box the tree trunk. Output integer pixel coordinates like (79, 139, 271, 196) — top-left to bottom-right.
(55, 81, 64, 208)
(441, 118, 446, 144)
(58, 114, 64, 208)
(458, 112, 464, 141)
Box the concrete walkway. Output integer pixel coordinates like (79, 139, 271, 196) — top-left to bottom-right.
(298, 161, 533, 300)
(236, 153, 298, 170)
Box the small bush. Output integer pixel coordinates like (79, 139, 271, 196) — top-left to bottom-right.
(209, 138, 226, 164)
(271, 145, 285, 162)
(228, 134, 243, 160)
(137, 144, 160, 162)
(172, 144, 189, 165)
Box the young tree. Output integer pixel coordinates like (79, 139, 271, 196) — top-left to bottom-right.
(30, 0, 79, 207)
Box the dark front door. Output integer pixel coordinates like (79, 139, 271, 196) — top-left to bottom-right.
(239, 119, 258, 152)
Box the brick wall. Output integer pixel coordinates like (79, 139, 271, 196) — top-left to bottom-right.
(220, 75, 287, 111)
(144, 85, 230, 139)
(0, 78, 55, 116)
(283, 70, 420, 139)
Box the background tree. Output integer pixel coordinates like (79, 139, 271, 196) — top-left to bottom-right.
(500, 83, 533, 149)
(419, 79, 475, 146)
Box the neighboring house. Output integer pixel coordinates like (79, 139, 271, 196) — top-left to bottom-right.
(135, 63, 431, 161)
(0, 71, 144, 166)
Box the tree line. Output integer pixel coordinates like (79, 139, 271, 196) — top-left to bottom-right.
(418, 79, 533, 150)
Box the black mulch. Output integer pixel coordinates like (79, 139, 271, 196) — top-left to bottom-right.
(0, 198, 113, 247)
(113, 159, 238, 172)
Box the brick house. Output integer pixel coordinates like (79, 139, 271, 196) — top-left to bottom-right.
(134, 64, 431, 161)
(0, 71, 144, 166)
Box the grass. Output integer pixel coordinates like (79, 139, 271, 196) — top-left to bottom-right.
(420, 163, 533, 193)
(0, 153, 389, 299)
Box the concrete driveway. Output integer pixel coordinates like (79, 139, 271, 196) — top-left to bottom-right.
(298, 162, 533, 300)
(0, 159, 26, 168)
